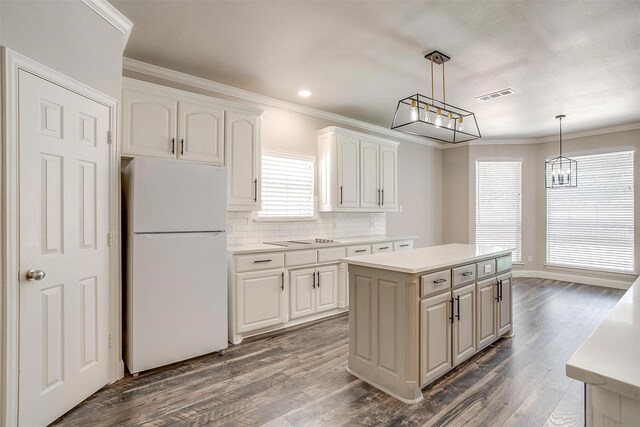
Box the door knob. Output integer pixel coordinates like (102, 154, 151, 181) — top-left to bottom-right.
(25, 269, 46, 281)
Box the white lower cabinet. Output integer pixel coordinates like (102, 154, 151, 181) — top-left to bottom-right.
(476, 277, 498, 350)
(452, 283, 476, 366)
(420, 292, 452, 386)
(289, 265, 338, 320)
(236, 269, 285, 333)
(498, 274, 512, 336)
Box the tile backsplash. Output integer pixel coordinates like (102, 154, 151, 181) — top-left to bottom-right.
(227, 211, 386, 245)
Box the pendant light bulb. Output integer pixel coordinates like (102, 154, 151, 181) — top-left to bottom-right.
(435, 108, 442, 127)
(457, 115, 464, 132)
(410, 99, 418, 122)
(447, 112, 454, 129)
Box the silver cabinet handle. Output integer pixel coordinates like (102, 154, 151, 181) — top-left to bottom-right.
(25, 269, 46, 281)
(379, 246, 389, 250)
(253, 259, 272, 264)
(355, 249, 366, 253)
(433, 278, 447, 284)
(400, 244, 409, 247)
(462, 271, 473, 277)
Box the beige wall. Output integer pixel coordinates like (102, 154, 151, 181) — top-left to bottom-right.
(124, 70, 444, 248)
(0, 0, 124, 99)
(445, 128, 640, 285)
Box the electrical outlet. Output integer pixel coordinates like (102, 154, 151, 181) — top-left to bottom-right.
(399, 205, 403, 213)
(527, 256, 533, 263)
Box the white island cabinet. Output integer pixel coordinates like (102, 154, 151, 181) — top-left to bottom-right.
(566, 277, 640, 427)
(344, 243, 513, 403)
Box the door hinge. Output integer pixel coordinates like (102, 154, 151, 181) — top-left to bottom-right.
(108, 334, 112, 348)
(107, 232, 112, 247)
(107, 131, 112, 144)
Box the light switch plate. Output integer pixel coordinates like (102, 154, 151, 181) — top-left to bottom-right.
(484, 265, 491, 274)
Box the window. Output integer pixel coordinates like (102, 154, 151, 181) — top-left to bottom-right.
(476, 161, 522, 263)
(547, 150, 634, 273)
(258, 152, 315, 219)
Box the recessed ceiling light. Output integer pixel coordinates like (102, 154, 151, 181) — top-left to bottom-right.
(298, 90, 312, 97)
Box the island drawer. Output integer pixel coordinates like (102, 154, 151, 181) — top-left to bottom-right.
(318, 247, 346, 263)
(285, 250, 317, 267)
(496, 255, 512, 273)
(236, 253, 285, 273)
(476, 259, 496, 280)
(452, 264, 476, 287)
(421, 269, 452, 297)
(394, 240, 414, 251)
(347, 245, 372, 257)
(372, 243, 393, 254)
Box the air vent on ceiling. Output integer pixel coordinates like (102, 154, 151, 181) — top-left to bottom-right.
(476, 88, 516, 102)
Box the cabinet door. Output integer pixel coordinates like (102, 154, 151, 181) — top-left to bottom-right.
(227, 111, 260, 210)
(122, 88, 177, 158)
(177, 101, 224, 164)
(360, 140, 380, 209)
(237, 269, 285, 333)
(476, 278, 498, 350)
(380, 143, 398, 210)
(336, 135, 359, 208)
(316, 265, 339, 313)
(453, 283, 476, 366)
(289, 267, 316, 320)
(498, 275, 512, 336)
(420, 292, 452, 386)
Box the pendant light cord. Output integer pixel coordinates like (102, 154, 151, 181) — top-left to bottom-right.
(442, 61, 446, 105)
(430, 57, 434, 105)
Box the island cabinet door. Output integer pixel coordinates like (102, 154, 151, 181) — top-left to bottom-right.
(316, 265, 339, 313)
(453, 283, 477, 367)
(476, 278, 498, 350)
(497, 274, 513, 336)
(289, 267, 317, 320)
(237, 269, 285, 333)
(420, 292, 453, 386)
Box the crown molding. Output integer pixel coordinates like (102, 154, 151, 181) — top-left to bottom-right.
(82, 0, 133, 48)
(535, 122, 640, 143)
(123, 57, 445, 149)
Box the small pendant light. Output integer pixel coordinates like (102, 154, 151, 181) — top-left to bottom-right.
(545, 115, 577, 188)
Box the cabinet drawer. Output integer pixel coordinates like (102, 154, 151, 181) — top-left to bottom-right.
(476, 259, 496, 280)
(394, 240, 413, 251)
(346, 245, 371, 257)
(236, 253, 285, 273)
(496, 255, 512, 273)
(452, 264, 476, 287)
(372, 243, 393, 254)
(285, 250, 317, 267)
(318, 247, 346, 263)
(421, 269, 452, 297)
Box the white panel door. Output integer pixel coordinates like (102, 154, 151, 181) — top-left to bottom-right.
(122, 87, 177, 158)
(453, 283, 476, 367)
(420, 292, 452, 386)
(316, 265, 339, 313)
(177, 101, 224, 164)
(336, 135, 359, 208)
(360, 140, 380, 209)
(237, 269, 285, 333)
(226, 111, 260, 210)
(380, 143, 398, 210)
(18, 70, 111, 426)
(476, 278, 498, 350)
(498, 275, 513, 336)
(289, 267, 316, 320)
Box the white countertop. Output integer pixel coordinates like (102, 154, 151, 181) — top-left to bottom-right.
(566, 277, 640, 400)
(227, 235, 417, 255)
(341, 243, 513, 274)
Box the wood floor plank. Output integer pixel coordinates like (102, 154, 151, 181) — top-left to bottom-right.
(52, 278, 624, 427)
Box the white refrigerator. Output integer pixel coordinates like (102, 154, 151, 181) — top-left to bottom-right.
(123, 158, 227, 374)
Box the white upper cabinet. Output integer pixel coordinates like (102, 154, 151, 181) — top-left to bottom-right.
(226, 111, 260, 211)
(177, 101, 224, 164)
(318, 127, 399, 212)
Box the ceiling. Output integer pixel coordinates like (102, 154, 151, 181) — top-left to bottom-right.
(111, 0, 640, 140)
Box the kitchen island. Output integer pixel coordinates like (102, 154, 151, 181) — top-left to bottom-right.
(566, 276, 640, 426)
(343, 244, 513, 403)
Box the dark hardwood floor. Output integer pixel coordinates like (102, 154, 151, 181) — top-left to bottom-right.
(53, 278, 624, 427)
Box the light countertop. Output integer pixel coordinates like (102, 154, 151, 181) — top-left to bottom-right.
(227, 235, 417, 255)
(566, 276, 640, 400)
(341, 243, 513, 274)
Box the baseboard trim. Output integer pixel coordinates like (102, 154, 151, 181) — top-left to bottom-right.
(513, 269, 634, 290)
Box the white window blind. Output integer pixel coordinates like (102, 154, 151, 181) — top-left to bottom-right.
(476, 161, 522, 263)
(547, 150, 634, 273)
(258, 153, 314, 218)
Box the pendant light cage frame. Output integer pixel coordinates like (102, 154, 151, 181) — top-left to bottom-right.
(391, 50, 481, 144)
(545, 114, 577, 188)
